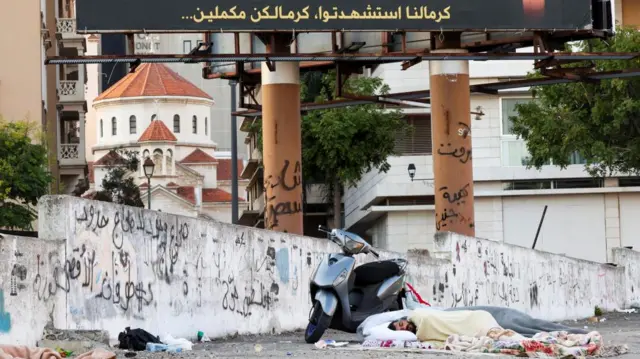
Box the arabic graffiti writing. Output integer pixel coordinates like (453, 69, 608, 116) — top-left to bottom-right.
(183, 5, 452, 24)
(440, 184, 470, 205)
(264, 160, 303, 231)
(436, 143, 471, 164)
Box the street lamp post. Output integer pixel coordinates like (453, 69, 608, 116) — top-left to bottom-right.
(407, 163, 417, 181)
(143, 157, 155, 210)
(407, 163, 432, 182)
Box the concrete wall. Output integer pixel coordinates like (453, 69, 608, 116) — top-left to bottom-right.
(612, 248, 640, 308)
(0, 195, 635, 346)
(419, 232, 623, 321)
(0, 235, 65, 345)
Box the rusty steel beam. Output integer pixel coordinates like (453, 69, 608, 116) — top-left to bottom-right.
(45, 52, 640, 65)
(231, 68, 640, 117)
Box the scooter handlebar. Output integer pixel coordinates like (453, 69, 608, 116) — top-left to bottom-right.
(318, 225, 331, 233)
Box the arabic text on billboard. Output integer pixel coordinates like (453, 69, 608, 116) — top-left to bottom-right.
(76, 0, 594, 32)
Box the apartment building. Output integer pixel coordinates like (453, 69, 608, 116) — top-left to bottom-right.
(55, 0, 89, 193)
(0, 0, 87, 194)
(345, 3, 640, 264)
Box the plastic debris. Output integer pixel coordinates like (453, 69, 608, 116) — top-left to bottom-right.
(314, 339, 348, 349)
(55, 347, 73, 358)
(197, 331, 211, 342)
(255, 344, 263, 353)
(146, 343, 183, 353)
(614, 308, 637, 314)
(161, 334, 194, 351)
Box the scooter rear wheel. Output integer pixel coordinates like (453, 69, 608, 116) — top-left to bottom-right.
(304, 301, 332, 344)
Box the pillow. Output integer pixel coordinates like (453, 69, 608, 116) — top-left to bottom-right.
(356, 310, 412, 341)
(365, 322, 418, 341)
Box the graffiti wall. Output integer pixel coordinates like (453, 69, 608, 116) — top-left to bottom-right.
(0, 195, 630, 345)
(0, 235, 65, 345)
(408, 232, 625, 321)
(612, 248, 640, 309)
(38, 196, 334, 339)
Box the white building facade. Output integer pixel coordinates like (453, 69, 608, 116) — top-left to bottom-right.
(88, 63, 247, 222)
(345, 55, 640, 264)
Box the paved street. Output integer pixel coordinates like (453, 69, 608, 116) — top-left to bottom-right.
(117, 311, 640, 358)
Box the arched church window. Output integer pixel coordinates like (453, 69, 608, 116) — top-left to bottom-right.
(151, 114, 157, 121)
(173, 114, 180, 133)
(129, 115, 137, 134)
(111, 117, 117, 136)
(205, 117, 208, 135)
(100, 119, 103, 138)
(192, 115, 197, 134)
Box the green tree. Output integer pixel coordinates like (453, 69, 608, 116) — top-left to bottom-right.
(510, 27, 640, 177)
(253, 71, 408, 227)
(78, 149, 144, 207)
(0, 118, 52, 230)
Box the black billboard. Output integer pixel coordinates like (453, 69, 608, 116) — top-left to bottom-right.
(77, 0, 597, 33)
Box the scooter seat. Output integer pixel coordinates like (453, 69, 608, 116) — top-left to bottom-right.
(353, 260, 401, 286)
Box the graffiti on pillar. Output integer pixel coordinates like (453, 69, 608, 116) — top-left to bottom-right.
(264, 160, 302, 230)
(436, 143, 471, 164)
(436, 205, 474, 230)
(440, 184, 470, 205)
(457, 122, 471, 139)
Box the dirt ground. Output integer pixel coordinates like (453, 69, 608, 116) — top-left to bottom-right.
(113, 311, 640, 358)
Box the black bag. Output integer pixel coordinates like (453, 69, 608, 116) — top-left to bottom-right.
(117, 327, 163, 351)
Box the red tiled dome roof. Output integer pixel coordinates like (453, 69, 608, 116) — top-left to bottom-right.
(94, 63, 213, 101)
(180, 149, 217, 164)
(138, 120, 177, 142)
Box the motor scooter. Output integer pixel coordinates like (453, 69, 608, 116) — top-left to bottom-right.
(304, 225, 407, 343)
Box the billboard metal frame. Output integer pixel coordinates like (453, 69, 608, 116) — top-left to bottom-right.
(230, 67, 640, 117)
(45, 51, 640, 64)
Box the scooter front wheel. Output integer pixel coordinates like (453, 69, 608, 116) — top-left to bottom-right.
(304, 301, 332, 344)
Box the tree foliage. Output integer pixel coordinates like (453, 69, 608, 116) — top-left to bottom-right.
(0, 118, 52, 229)
(80, 149, 144, 208)
(300, 71, 407, 188)
(252, 70, 409, 226)
(510, 27, 640, 177)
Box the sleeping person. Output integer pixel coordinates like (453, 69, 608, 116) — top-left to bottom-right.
(388, 308, 524, 342)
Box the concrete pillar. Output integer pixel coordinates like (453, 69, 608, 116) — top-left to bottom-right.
(430, 34, 475, 237)
(261, 35, 303, 234)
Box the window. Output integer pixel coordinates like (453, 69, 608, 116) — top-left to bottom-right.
(100, 119, 103, 138)
(204, 117, 208, 135)
(501, 97, 587, 167)
(151, 114, 156, 121)
(183, 40, 192, 54)
(129, 115, 136, 134)
(173, 114, 180, 133)
(501, 98, 532, 135)
(393, 115, 432, 155)
(111, 117, 117, 136)
(192, 115, 197, 134)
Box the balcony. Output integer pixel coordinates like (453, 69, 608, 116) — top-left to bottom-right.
(58, 112, 86, 167)
(58, 80, 84, 103)
(56, 18, 83, 41)
(60, 144, 82, 164)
